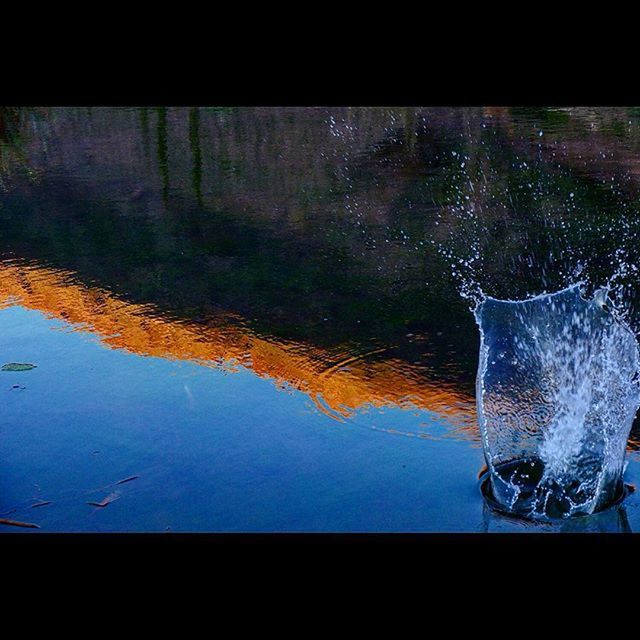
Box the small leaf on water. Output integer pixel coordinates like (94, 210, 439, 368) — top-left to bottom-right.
(87, 492, 120, 508)
(116, 475, 139, 485)
(2, 363, 37, 372)
(0, 518, 40, 529)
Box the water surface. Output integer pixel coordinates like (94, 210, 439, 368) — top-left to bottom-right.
(2, 107, 640, 531)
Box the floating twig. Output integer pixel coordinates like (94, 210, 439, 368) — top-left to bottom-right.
(0, 518, 40, 529)
(87, 492, 120, 508)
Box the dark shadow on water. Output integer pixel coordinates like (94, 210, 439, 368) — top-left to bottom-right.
(479, 473, 634, 533)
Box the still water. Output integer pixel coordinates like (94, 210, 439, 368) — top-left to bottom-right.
(1, 106, 640, 532)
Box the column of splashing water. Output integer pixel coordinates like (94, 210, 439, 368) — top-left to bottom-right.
(474, 285, 640, 519)
(427, 121, 640, 520)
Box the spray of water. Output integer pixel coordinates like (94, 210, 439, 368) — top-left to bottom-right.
(475, 286, 640, 518)
(324, 109, 640, 518)
(434, 116, 640, 518)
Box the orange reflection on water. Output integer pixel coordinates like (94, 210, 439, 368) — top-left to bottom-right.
(0, 259, 477, 433)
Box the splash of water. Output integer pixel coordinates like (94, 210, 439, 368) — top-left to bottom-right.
(475, 285, 640, 518)
(423, 114, 640, 518)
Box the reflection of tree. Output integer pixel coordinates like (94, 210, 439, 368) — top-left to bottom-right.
(156, 107, 168, 204)
(422, 107, 640, 306)
(0, 259, 476, 428)
(4, 106, 640, 391)
(0, 107, 20, 141)
(189, 107, 202, 207)
(0, 107, 480, 392)
(0, 107, 40, 190)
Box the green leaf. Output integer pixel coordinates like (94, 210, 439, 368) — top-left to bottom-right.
(1, 363, 37, 372)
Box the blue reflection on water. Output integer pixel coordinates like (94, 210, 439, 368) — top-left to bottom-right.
(0, 305, 488, 532)
(3, 305, 639, 532)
